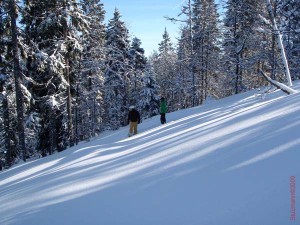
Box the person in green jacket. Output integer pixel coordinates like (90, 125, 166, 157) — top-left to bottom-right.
(160, 97, 167, 124)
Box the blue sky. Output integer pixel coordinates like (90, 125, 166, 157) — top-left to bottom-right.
(101, 0, 224, 56)
(101, 0, 184, 56)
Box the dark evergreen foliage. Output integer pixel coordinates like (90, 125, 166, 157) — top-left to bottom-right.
(78, 0, 106, 141)
(128, 37, 147, 106)
(278, 0, 300, 80)
(104, 8, 131, 130)
(138, 63, 160, 119)
(154, 28, 177, 111)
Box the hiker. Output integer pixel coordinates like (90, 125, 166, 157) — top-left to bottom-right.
(128, 105, 140, 136)
(160, 97, 167, 124)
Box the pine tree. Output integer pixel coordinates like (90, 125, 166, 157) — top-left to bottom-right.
(104, 8, 130, 129)
(192, 0, 221, 104)
(166, 0, 195, 108)
(177, 26, 194, 108)
(265, 0, 292, 86)
(128, 37, 147, 105)
(22, 0, 89, 153)
(278, 0, 300, 80)
(223, 0, 264, 94)
(0, 1, 26, 166)
(138, 63, 160, 119)
(23, 0, 70, 154)
(156, 28, 177, 111)
(78, 0, 106, 141)
(0, 74, 12, 168)
(7, 0, 26, 162)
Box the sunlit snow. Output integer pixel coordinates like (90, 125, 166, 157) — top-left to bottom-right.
(0, 82, 300, 225)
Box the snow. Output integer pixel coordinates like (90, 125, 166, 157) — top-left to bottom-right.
(1, 82, 300, 225)
(260, 69, 298, 95)
(46, 96, 59, 108)
(270, 78, 298, 94)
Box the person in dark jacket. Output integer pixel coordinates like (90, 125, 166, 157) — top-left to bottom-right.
(159, 97, 167, 124)
(128, 105, 140, 136)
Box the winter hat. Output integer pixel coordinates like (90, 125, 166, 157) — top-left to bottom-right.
(129, 105, 135, 109)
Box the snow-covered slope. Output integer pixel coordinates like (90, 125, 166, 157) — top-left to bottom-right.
(1, 83, 300, 225)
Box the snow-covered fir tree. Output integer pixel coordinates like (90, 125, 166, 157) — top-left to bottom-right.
(22, 0, 65, 155)
(278, 0, 300, 80)
(60, 0, 89, 147)
(166, 0, 195, 108)
(104, 8, 131, 129)
(78, 0, 106, 141)
(223, 0, 266, 94)
(22, 0, 89, 154)
(138, 63, 160, 120)
(1, 0, 34, 164)
(6, 0, 28, 162)
(192, 0, 222, 104)
(177, 26, 193, 108)
(155, 28, 177, 112)
(0, 1, 16, 167)
(128, 37, 147, 107)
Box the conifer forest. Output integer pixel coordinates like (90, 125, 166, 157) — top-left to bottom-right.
(0, 0, 299, 169)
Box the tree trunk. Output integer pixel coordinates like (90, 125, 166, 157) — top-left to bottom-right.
(9, 0, 26, 162)
(2, 94, 11, 164)
(49, 107, 56, 155)
(270, 1, 277, 80)
(266, 0, 292, 86)
(188, 0, 195, 107)
(271, 31, 277, 80)
(65, 56, 74, 147)
(62, 0, 74, 147)
(92, 98, 96, 137)
(234, 15, 240, 95)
